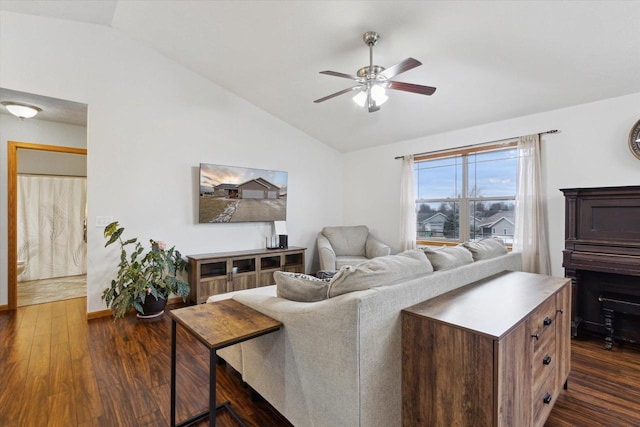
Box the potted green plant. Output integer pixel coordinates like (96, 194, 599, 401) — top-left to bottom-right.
(102, 221, 190, 319)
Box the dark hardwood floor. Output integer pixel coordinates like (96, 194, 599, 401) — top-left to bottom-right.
(0, 297, 638, 426)
(545, 335, 640, 427)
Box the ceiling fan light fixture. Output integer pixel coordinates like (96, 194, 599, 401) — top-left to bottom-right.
(370, 85, 388, 106)
(353, 85, 388, 108)
(352, 91, 367, 107)
(1, 101, 42, 119)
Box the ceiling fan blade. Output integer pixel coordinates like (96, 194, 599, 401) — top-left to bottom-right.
(319, 70, 360, 80)
(388, 81, 437, 96)
(379, 57, 422, 79)
(313, 86, 361, 103)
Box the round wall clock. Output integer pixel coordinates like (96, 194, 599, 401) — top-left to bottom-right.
(630, 119, 640, 160)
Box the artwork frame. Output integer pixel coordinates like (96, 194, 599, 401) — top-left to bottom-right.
(199, 163, 288, 223)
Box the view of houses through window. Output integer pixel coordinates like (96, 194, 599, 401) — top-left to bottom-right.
(414, 145, 517, 246)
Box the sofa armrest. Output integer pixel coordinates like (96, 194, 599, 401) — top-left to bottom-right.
(365, 235, 391, 259)
(317, 233, 337, 271)
(232, 290, 368, 427)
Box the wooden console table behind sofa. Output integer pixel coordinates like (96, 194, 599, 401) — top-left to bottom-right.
(402, 271, 571, 427)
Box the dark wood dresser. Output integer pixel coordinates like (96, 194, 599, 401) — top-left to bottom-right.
(561, 186, 640, 346)
(402, 271, 571, 427)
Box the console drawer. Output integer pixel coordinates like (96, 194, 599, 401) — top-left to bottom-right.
(533, 368, 557, 427)
(530, 297, 557, 353)
(532, 335, 556, 392)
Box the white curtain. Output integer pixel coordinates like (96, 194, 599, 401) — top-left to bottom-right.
(17, 175, 87, 281)
(513, 134, 550, 274)
(400, 155, 417, 251)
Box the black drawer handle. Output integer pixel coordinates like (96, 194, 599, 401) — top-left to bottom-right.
(543, 317, 553, 326)
(531, 334, 540, 340)
(543, 393, 552, 404)
(543, 355, 552, 365)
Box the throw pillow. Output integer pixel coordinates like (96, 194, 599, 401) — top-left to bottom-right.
(327, 249, 433, 298)
(462, 239, 508, 261)
(420, 245, 474, 271)
(275, 271, 330, 302)
(316, 270, 338, 280)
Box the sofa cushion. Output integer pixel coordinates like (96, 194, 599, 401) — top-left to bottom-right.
(327, 249, 433, 298)
(275, 271, 330, 302)
(462, 239, 508, 261)
(420, 245, 474, 271)
(322, 225, 369, 257)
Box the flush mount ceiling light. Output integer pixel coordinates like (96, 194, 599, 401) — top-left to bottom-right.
(314, 31, 437, 112)
(1, 101, 42, 119)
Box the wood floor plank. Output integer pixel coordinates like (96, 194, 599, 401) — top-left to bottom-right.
(51, 320, 69, 346)
(34, 302, 53, 337)
(96, 383, 139, 427)
(27, 332, 52, 378)
(1, 297, 638, 427)
(0, 358, 29, 424)
(71, 355, 104, 424)
(48, 391, 78, 427)
(49, 342, 75, 399)
(19, 375, 49, 427)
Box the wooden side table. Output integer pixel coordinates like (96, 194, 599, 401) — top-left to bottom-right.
(169, 299, 283, 427)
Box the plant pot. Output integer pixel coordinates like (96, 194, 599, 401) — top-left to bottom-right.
(137, 296, 167, 320)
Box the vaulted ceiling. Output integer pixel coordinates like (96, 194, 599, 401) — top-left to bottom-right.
(1, 1, 639, 152)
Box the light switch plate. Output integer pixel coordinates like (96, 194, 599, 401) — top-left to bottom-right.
(95, 216, 114, 227)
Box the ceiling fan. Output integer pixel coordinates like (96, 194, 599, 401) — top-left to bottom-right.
(314, 31, 437, 113)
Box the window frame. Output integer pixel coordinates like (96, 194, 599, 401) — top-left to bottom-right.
(414, 141, 517, 247)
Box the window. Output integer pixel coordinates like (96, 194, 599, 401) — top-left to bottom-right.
(414, 144, 517, 246)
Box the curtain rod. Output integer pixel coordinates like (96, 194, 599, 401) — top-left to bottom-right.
(394, 129, 559, 160)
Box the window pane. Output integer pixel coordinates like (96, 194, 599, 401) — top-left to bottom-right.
(416, 202, 459, 241)
(414, 147, 516, 246)
(467, 149, 517, 197)
(414, 157, 462, 200)
(469, 200, 515, 245)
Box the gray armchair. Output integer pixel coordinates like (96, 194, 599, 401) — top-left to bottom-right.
(317, 225, 391, 271)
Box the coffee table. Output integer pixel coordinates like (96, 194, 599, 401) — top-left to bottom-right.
(169, 298, 283, 427)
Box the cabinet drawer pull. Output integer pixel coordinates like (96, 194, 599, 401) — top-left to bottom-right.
(543, 317, 553, 326)
(531, 333, 540, 340)
(543, 355, 552, 365)
(543, 393, 552, 404)
(556, 308, 564, 314)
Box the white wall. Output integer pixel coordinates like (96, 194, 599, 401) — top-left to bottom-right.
(343, 93, 640, 277)
(0, 12, 344, 311)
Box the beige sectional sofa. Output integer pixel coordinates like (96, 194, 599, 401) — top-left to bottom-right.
(209, 247, 522, 427)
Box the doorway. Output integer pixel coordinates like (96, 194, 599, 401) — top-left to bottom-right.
(7, 142, 88, 309)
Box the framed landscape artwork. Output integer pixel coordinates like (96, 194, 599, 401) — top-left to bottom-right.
(199, 163, 288, 223)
